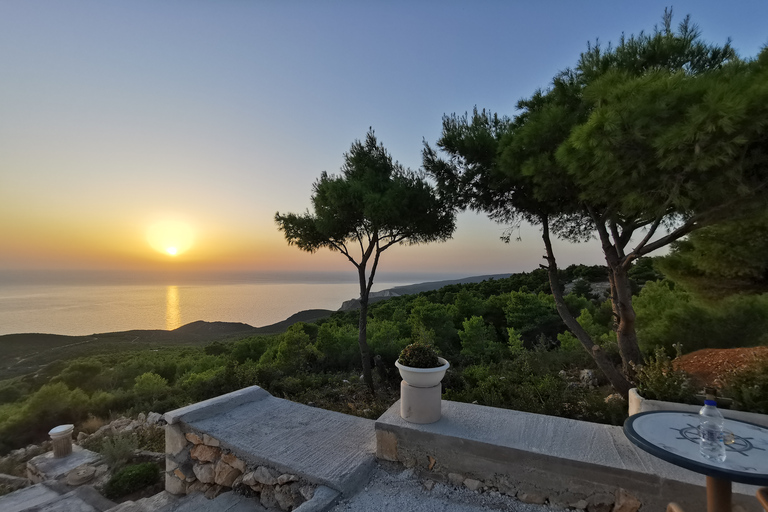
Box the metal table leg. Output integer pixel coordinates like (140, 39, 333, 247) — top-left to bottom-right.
(706, 476, 732, 512)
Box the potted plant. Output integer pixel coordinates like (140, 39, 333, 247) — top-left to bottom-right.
(395, 341, 450, 388)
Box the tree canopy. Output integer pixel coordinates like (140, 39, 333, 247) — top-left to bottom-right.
(423, 10, 767, 396)
(276, 130, 455, 391)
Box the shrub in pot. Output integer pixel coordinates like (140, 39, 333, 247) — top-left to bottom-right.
(395, 342, 449, 388)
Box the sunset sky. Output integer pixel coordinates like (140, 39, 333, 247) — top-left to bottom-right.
(2, 1, 766, 283)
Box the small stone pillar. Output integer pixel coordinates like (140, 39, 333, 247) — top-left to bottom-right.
(49, 424, 74, 458)
(400, 381, 441, 424)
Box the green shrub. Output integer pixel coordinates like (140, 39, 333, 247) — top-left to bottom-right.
(398, 342, 440, 368)
(726, 357, 768, 414)
(99, 433, 138, 469)
(633, 347, 696, 403)
(103, 462, 159, 499)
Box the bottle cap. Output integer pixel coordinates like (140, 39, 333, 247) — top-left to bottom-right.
(704, 399, 717, 406)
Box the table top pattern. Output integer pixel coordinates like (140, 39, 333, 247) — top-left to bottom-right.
(624, 411, 768, 485)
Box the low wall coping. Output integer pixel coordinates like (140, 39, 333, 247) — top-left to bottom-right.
(163, 385, 271, 425)
(375, 399, 761, 498)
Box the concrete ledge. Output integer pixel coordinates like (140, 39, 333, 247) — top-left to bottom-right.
(293, 486, 341, 512)
(375, 399, 762, 512)
(164, 386, 271, 425)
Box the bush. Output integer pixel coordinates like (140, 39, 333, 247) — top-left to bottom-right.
(633, 347, 696, 403)
(103, 462, 159, 499)
(726, 357, 768, 414)
(398, 342, 440, 368)
(99, 433, 138, 469)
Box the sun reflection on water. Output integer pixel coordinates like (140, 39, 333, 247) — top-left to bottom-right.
(165, 285, 181, 330)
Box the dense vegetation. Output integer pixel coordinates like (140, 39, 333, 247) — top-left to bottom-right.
(2, 261, 766, 455)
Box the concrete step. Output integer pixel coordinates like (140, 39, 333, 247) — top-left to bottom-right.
(155, 491, 266, 512)
(0, 482, 116, 512)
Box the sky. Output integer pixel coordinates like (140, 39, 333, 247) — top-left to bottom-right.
(1, 1, 766, 284)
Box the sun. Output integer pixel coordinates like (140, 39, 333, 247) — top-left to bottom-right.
(146, 220, 195, 257)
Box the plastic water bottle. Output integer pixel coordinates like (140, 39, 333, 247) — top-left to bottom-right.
(699, 388, 726, 462)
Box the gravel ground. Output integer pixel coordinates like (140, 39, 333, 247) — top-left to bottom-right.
(330, 462, 563, 512)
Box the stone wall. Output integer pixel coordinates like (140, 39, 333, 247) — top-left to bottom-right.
(165, 423, 316, 511)
(377, 429, 642, 512)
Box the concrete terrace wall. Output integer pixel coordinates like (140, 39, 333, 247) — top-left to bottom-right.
(375, 399, 763, 512)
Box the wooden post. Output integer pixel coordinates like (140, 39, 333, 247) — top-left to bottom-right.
(706, 476, 732, 512)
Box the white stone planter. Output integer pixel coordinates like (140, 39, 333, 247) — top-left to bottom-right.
(628, 388, 768, 427)
(395, 357, 450, 388)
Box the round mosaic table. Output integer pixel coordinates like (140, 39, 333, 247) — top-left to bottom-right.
(624, 411, 768, 512)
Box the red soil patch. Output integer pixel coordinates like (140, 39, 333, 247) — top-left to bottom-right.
(674, 346, 768, 389)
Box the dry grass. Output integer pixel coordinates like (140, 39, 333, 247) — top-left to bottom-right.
(79, 415, 107, 434)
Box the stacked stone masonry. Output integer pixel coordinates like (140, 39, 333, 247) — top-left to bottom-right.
(165, 423, 315, 511)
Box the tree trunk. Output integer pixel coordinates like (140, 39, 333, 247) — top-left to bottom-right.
(541, 217, 632, 398)
(357, 266, 375, 394)
(607, 262, 643, 377)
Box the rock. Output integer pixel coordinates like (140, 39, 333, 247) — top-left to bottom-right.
(605, 393, 625, 404)
(66, 465, 96, 486)
(221, 453, 246, 473)
(231, 474, 244, 489)
(10, 448, 26, 460)
(137, 412, 146, 423)
(518, 490, 547, 505)
(77, 432, 89, 443)
(185, 432, 204, 445)
(147, 412, 163, 424)
(277, 473, 298, 485)
(242, 472, 258, 487)
(166, 473, 188, 495)
(550, 492, 588, 509)
(172, 462, 195, 481)
(614, 489, 641, 512)
(448, 473, 464, 487)
(166, 425, 188, 456)
(463, 478, 482, 491)
(574, 499, 589, 510)
(588, 493, 615, 512)
(495, 477, 517, 496)
(275, 484, 298, 511)
(299, 485, 315, 501)
(260, 485, 279, 510)
(253, 466, 278, 485)
(202, 434, 220, 447)
(423, 480, 435, 491)
(0, 473, 30, 491)
(186, 480, 207, 494)
(205, 484, 224, 499)
(190, 444, 221, 463)
(580, 369, 598, 387)
(428, 455, 436, 471)
(166, 457, 180, 472)
(111, 417, 132, 430)
(193, 463, 215, 484)
(214, 460, 241, 487)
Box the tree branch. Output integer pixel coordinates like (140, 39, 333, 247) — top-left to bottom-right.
(609, 220, 626, 258)
(328, 240, 360, 269)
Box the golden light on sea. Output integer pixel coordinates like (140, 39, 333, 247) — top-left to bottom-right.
(146, 220, 195, 257)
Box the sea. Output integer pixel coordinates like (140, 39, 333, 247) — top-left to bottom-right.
(0, 271, 461, 336)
